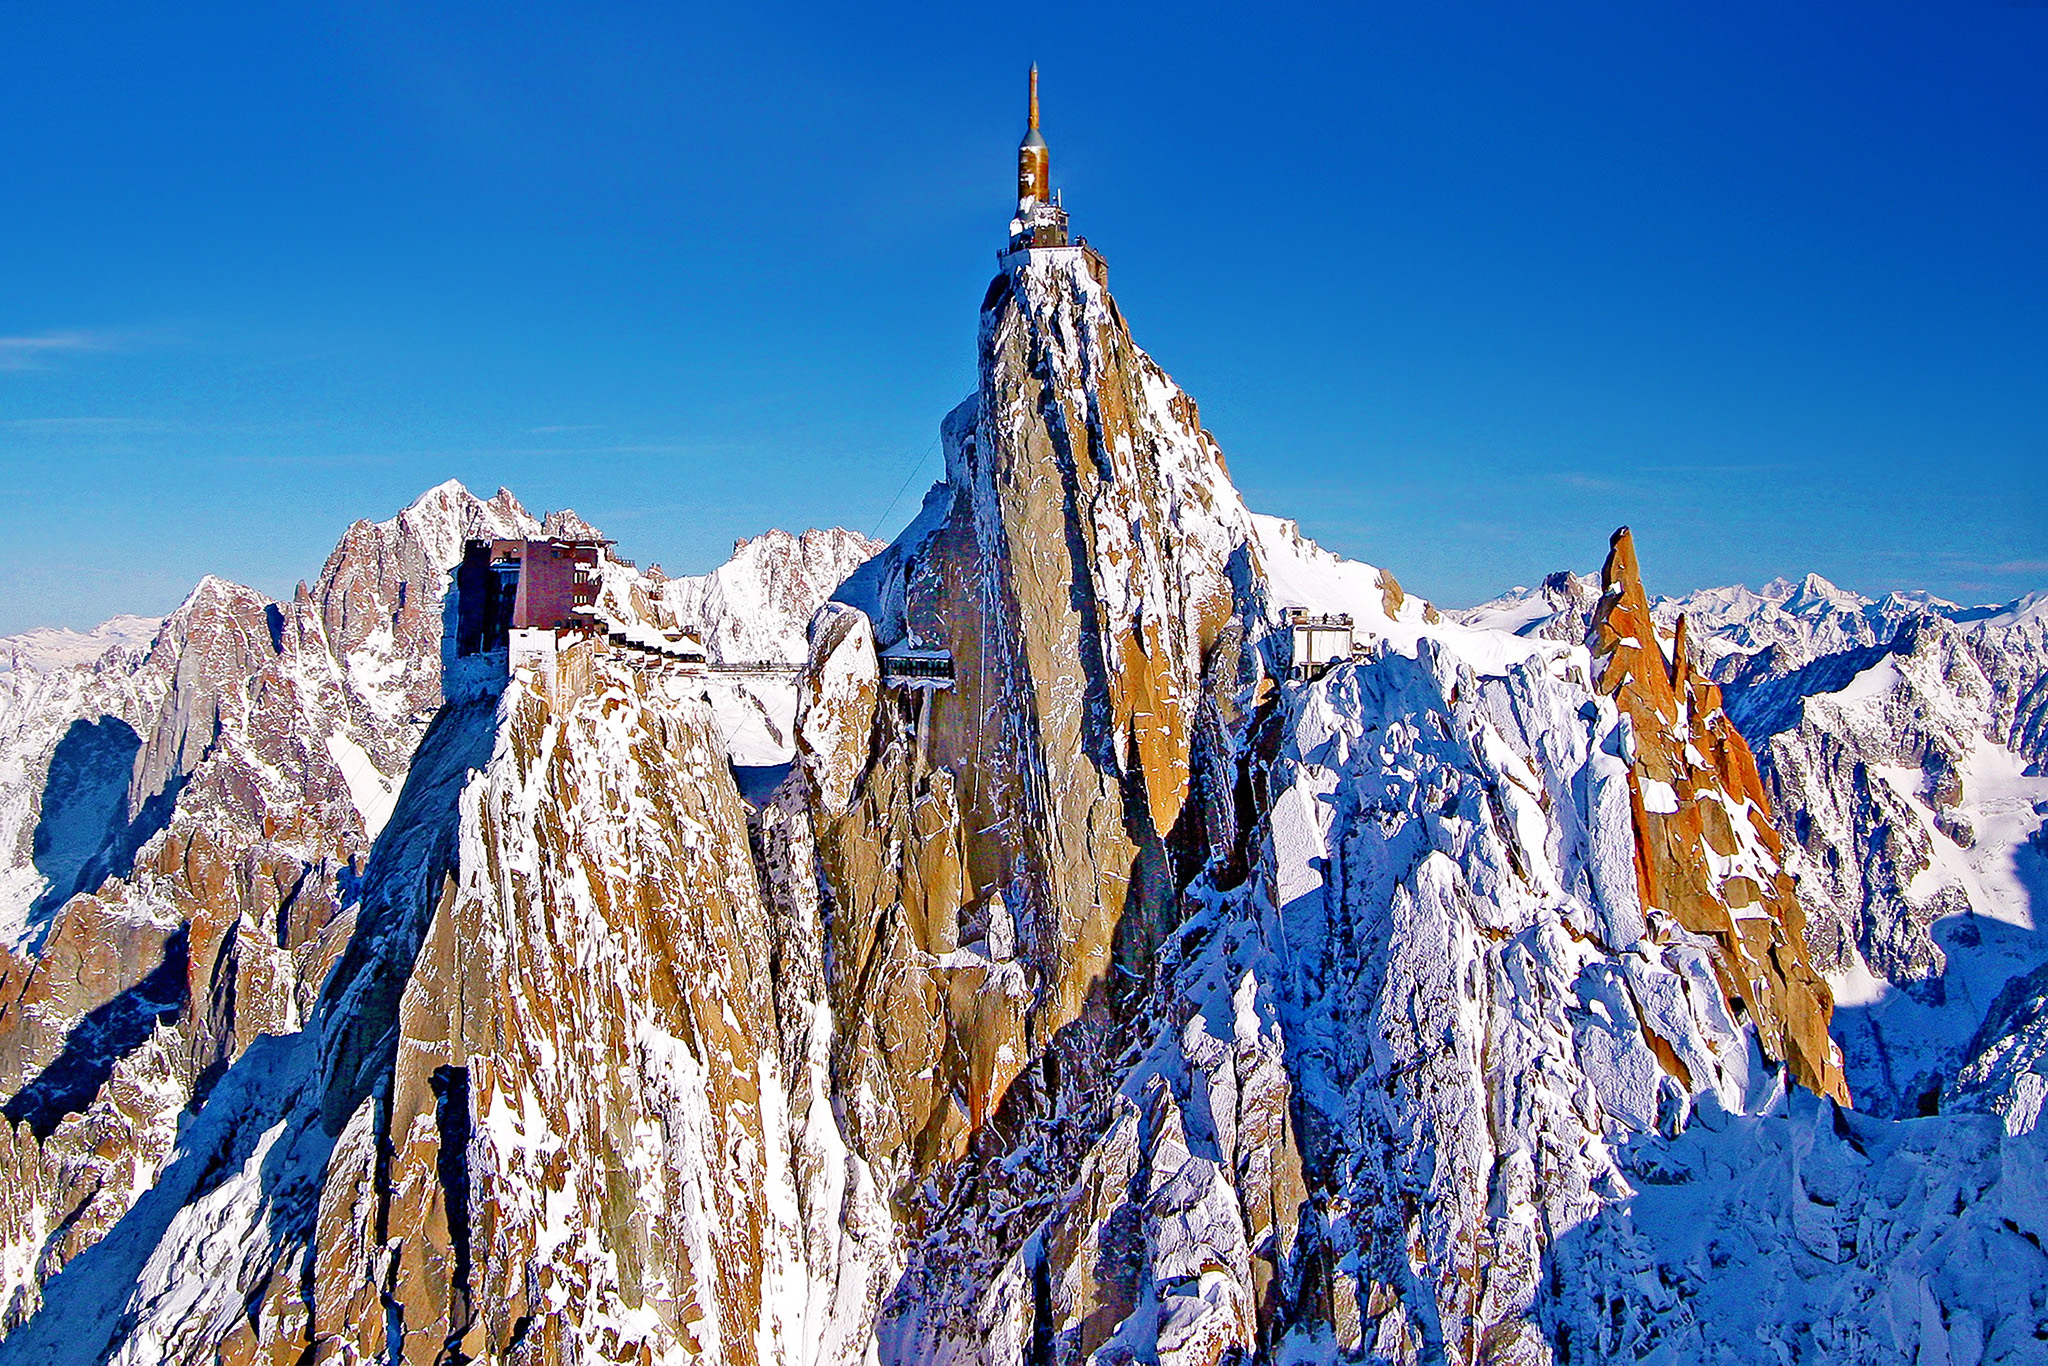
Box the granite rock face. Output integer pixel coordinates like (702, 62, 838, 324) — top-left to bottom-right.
(0, 253, 2040, 1364)
(1589, 528, 1849, 1104)
(798, 253, 1265, 1213)
(1463, 552, 2048, 1127)
(0, 481, 543, 1330)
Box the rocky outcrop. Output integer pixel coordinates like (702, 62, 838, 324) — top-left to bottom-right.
(1590, 527, 1849, 1104)
(1947, 959, 2048, 1134)
(1461, 556, 2048, 1126)
(1753, 610, 2048, 1118)
(0, 482, 544, 1327)
(1, 641, 903, 1366)
(1662, 572, 1948, 686)
(5, 246, 2039, 1364)
(798, 252, 1265, 1216)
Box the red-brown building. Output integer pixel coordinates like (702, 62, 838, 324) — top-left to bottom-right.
(454, 538, 608, 656)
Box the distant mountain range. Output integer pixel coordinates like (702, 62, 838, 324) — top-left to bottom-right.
(0, 254, 2041, 1364)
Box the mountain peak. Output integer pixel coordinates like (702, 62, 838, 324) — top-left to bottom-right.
(1784, 570, 1867, 614)
(0, 614, 163, 674)
(1594, 526, 1850, 1103)
(403, 476, 474, 510)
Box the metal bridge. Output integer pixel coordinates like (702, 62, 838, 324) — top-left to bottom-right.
(601, 635, 954, 687)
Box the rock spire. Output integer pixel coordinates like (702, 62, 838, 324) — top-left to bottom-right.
(1591, 525, 1850, 1103)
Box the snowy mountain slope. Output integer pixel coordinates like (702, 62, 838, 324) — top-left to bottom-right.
(1947, 957, 2048, 1136)
(645, 526, 882, 766)
(0, 620, 161, 677)
(881, 624, 1793, 1364)
(0, 481, 547, 1328)
(0, 485, 887, 1339)
(1453, 570, 1601, 646)
(1458, 563, 2048, 1127)
(1550, 1090, 2048, 1364)
(1457, 569, 1995, 689)
(655, 527, 882, 665)
(821, 253, 1905, 1359)
(5, 652, 900, 1366)
(1758, 614, 2048, 1120)
(1664, 572, 1955, 686)
(0, 247, 2039, 1364)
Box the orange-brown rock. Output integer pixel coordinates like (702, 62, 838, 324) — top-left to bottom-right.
(789, 255, 1265, 1213)
(1590, 526, 1849, 1103)
(0, 484, 548, 1328)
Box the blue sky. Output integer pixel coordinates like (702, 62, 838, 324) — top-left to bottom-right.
(2, 2, 2043, 634)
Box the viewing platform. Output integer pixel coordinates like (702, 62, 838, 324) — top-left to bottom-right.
(878, 647, 956, 689)
(1285, 608, 1362, 682)
(996, 240, 1108, 290)
(597, 632, 956, 690)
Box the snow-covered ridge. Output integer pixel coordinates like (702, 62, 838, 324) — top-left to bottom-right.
(650, 527, 882, 665)
(1461, 554, 2048, 1129)
(1459, 567, 2036, 684)
(1757, 610, 2048, 1122)
(0, 616, 162, 674)
(1251, 513, 1556, 678)
(0, 247, 2041, 1362)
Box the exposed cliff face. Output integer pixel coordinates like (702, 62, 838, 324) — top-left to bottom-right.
(806, 259, 1896, 1361)
(1463, 561, 2048, 1127)
(930, 254, 1258, 1023)
(1590, 528, 1849, 1104)
(804, 254, 1267, 1208)
(0, 482, 545, 1328)
(2, 248, 2039, 1365)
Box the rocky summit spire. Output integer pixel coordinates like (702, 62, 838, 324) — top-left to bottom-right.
(1591, 524, 1850, 1104)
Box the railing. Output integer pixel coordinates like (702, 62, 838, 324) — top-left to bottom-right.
(881, 654, 955, 681)
(706, 660, 802, 675)
(596, 639, 956, 685)
(607, 631, 705, 663)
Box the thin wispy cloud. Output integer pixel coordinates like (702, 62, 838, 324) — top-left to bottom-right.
(1638, 462, 1793, 476)
(1, 416, 176, 433)
(1550, 472, 1625, 493)
(0, 326, 181, 372)
(442, 443, 695, 458)
(0, 331, 112, 370)
(224, 452, 401, 469)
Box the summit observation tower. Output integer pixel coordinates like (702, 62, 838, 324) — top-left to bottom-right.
(1000, 67, 1107, 285)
